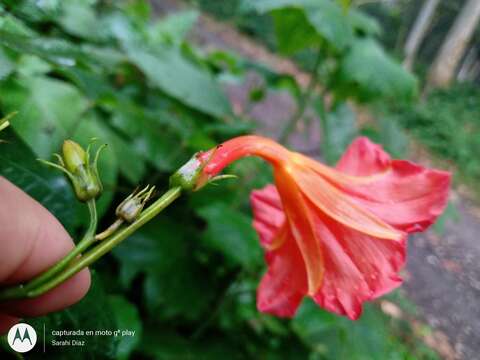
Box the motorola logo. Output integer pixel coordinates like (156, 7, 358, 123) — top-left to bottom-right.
(7, 323, 37, 353)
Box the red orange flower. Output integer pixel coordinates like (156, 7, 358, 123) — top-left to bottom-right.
(197, 135, 450, 319)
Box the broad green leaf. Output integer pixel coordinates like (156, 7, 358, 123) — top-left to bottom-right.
(149, 10, 199, 45)
(348, 9, 381, 36)
(302, 1, 354, 51)
(292, 299, 408, 360)
(112, 219, 213, 320)
(0, 47, 14, 79)
(57, 0, 106, 42)
(109, 101, 185, 172)
(0, 30, 121, 69)
(0, 31, 85, 67)
(109, 296, 143, 360)
(0, 129, 76, 231)
(336, 38, 417, 102)
(125, 44, 232, 118)
(0, 76, 89, 158)
(16, 54, 52, 76)
(8, 0, 62, 23)
(197, 203, 262, 268)
(317, 102, 358, 164)
(141, 330, 244, 360)
(106, 13, 231, 117)
(243, 0, 319, 13)
(122, 0, 151, 23)
(0, 13, 34, 36)
(271, 8, 318, 55)
(247, 0, 354, 50)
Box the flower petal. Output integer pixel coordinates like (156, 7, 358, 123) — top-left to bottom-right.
(334, 137, 451, 233)
(274, 167, 325, 295)
(309, 205, 406, 320)
(251, 185, 285, 249)
(292, 165, 404, 241)
(257, 225, 308, 317)
(336, 136, 391, 176)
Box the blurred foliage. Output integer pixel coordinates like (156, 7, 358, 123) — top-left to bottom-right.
(385, 84, 480, 196)
(0, 0, 437, 359)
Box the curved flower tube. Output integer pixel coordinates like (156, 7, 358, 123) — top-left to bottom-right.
(196, 136, 451, 320)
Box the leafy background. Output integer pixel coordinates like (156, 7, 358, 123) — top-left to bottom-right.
(0, 0, 453, 359)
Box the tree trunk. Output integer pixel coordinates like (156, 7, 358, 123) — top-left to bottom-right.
(403, 0, 440, 71)
(427, 0, 480, 89)
(457, 47, 477, 82)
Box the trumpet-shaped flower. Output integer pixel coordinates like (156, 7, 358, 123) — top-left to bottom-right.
(195, 135, 450, 319)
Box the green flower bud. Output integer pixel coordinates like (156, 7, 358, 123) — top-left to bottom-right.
(62, 140, 87, 174)
(39, 139, 106, 202)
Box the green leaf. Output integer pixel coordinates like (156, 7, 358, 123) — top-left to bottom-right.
(112, 219, 213, 321)
(197, 203, 262, 268)
(0, 47, 14, 79)
(149, 10, 199, 45)
(106, 13, 231, 117)
(16, 54, 52, 76)
(336, 38, 418, 102)
(302, 1, 354, 51)
(318, 102, 358, 165)
(248, 0, 354, 51)
(8, 0, 62, 23)
(141, 330, 244, 360)
(292, 299, 408, 359)
(348, 9, 381, 36)
(0, 75, 89, 158)
(0, 129, 76, 231)
(0, 31, 85, 67)
(57, 0, 106, 42)
(271, 8, 318, 55)
(108, 296, 143, 360)
(126, 44, 231, 118)
(108, 101, 185, 172)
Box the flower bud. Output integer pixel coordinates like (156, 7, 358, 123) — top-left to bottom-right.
(40, 139, 105, 202)
(62, 140, 104, 202)
(62, 140, 87, 174)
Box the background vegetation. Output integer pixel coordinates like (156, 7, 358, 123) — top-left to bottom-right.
(1, 0, 476, 358)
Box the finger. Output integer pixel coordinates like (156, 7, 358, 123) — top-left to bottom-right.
(0, 269, 90, 317)
(0, 313, 19, 334)
(0, 177, 90, 313)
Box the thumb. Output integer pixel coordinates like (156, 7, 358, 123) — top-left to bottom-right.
(0, 176, 90, 322)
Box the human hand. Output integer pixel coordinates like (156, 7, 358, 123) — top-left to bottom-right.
(0, 176, 90, 334)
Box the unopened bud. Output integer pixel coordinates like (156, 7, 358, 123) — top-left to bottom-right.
(39, 139, 105, 202)
(62, 140, 87, 174)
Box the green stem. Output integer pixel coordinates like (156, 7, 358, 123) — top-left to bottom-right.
(0, 200, 98, 300)
(23, 187, 182, 299)
(26, 200, 98, 290)
(279, 47, 323, 144)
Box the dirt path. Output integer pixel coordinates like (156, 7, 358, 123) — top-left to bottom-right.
(405, 199, 480, 360)
(154, 2, 480, 358)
